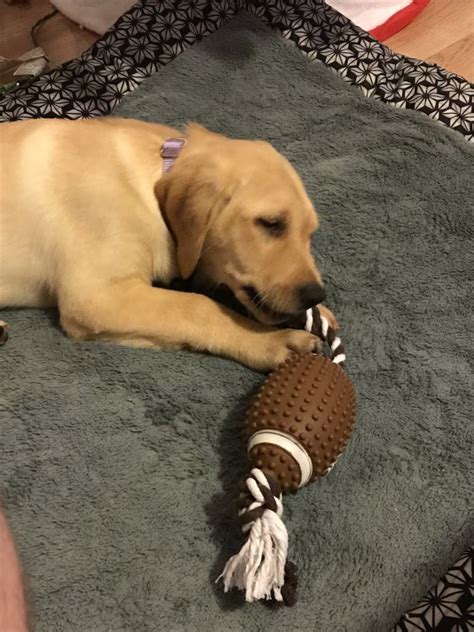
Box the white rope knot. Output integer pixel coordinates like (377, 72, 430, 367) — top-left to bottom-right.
(219, 468, 289, 602)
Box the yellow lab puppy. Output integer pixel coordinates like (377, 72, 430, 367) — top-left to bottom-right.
(0, 118, 335, 370)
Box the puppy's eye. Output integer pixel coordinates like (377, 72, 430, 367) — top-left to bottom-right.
(256, 217, 286, 237)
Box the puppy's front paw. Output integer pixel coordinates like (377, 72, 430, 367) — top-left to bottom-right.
(0, 321, 9, 346)
(245, 329, 321, 372)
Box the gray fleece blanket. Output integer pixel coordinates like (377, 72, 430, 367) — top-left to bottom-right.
(1, 15, 473, 632)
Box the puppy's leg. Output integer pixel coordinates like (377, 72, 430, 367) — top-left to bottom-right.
(60, 281, 320, 371)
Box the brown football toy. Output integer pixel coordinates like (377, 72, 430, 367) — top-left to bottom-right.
(219, 306, 356, 606)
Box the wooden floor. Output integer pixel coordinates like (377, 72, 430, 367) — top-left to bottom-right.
(386, 0, 474, 80)
(0, 0, 97, 68)
(0, 0, 473, 80)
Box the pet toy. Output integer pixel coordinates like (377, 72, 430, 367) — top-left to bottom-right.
(219, 306, 356, 605)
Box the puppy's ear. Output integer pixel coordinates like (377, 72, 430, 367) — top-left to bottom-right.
(155, 159, 220, 280)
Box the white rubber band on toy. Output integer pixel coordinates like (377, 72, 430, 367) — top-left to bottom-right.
(248, 430, 313, 487)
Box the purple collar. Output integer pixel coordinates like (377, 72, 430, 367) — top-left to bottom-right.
(160, 137, 186, 173)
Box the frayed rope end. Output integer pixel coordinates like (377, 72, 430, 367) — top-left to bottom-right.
(217, 469, 297, 605)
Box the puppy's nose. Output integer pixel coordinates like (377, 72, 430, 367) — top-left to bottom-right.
(298, 283, 326, 309)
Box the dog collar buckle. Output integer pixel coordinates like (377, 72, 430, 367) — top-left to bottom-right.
(161, 138, 186, 174)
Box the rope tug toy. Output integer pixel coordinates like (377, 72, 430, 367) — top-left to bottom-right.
(219, 306, 356, 605)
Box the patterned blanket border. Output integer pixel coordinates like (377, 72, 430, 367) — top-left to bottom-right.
(394, 546, 473, 631)
(0, 0, 472, 140)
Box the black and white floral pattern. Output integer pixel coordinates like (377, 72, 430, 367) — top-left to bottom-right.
(249, 0, 473, 140)
(395, 547, 474, 632)
(0, 0, 472, 625)
(0, 0, 472, 140)
(0, 0, 242, 121)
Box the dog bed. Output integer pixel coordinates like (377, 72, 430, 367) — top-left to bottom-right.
(1, 14, 472, 632)
(0, 1, 472, 142)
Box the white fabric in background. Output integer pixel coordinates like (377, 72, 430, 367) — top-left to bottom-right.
(51, 0, 413, 36)
(328, 0, 412, 32)
(50, 0, 135, 34)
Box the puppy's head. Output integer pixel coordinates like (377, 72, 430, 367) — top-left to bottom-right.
(156, 124, 324, 325)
